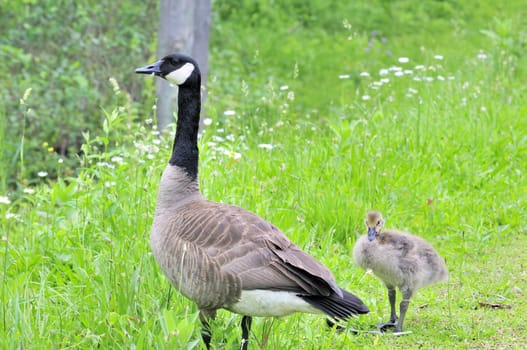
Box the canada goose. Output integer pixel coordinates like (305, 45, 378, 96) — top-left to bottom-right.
(135, 53, 369, 349)
(353, 211, 448, 333)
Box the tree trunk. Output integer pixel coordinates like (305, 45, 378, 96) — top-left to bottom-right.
(156, 0, 211, 130)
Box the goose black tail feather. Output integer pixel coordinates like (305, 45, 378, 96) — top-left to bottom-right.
(300, 288, 369, 320)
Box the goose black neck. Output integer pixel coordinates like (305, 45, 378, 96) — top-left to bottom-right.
(169, 83, 201, 180)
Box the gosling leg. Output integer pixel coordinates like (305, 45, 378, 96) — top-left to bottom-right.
(395, 289, 413, 333)
(377, 287, 398, 330)
(199, 309, 217, 349)
(241, 315, 252, 350)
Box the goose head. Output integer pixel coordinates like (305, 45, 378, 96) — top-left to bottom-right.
(135, 53, 200, 86)
(365, 211, 385, 241)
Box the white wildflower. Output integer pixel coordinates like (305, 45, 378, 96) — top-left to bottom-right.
(287, 91, 295, 101)
(203, 118, 213, 126)
(5, 213, 19, 220)
(109, 77, 121, 94)
(223, 110, 236, 116)
(0, 196, 11, 205)
(20, 88, 33, 105)
(434, 55, 444, 60)
(398, 57, 409, 63)
(37, 171, 48, 177)
(404, 70, 413, 75)
(338, 74, 351, 79)
(279, 85, 289, 91)
(23, 188, 35, 194)
(437, 75, 445, 81)
(258, 144, 274, 150)
(362, 95, 371, 101)
(380, 78, 390, 84)
(394, 71, 404, 77)
(414, 65, 425, 70)
(224, 150, 241, 161)
(111, 156, 124, 164)
(379, 69, 389, 76)
(477, 52, 488, 60)
(359, 72, 370, 77)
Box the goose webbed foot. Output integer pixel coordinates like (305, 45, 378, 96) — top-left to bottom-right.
(326, 318, 345, 330)
(325, 318, 359, 334)
(376, 318, 398, 331)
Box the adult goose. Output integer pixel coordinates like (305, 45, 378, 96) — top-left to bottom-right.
(135, 53, 369, 349)
(353, 211, 448, 333)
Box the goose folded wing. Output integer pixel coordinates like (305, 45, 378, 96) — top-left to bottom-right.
(205, 203, 340, 296)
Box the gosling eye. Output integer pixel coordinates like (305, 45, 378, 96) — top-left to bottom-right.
(377, 220, 381, 225)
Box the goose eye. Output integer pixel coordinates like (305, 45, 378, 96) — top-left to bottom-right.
(377, 220, 381, 225)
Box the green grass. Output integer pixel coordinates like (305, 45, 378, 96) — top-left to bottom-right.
(2, 1, 527, 349)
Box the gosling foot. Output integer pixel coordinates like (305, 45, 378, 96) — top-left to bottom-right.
(393, 330, 412, 336)
(376, 319, 397, 331)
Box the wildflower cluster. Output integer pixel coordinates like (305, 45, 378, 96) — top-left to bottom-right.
(343, 54, 457, 103)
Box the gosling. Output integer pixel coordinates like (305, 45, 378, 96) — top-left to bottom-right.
(353, 211, 448, 333)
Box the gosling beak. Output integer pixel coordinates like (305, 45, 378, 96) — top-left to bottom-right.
(135, 60, 163, 76)
(367, 227, 377, 241)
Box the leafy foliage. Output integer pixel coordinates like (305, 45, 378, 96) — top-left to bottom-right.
(0, 0, 158, 188)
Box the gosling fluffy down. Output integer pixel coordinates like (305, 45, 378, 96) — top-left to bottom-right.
(353, 211, 448, 333)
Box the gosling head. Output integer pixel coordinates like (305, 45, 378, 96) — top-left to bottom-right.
(135, 53, 200, 86)
(365, 211, 385, 241)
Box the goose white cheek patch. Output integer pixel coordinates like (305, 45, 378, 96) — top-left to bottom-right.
(165, 63, 195, 85)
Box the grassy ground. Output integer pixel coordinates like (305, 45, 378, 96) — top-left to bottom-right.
(2, 1, 527, 349)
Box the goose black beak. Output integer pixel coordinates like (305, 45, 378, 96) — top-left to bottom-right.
(135, 60, 163, 76)
(367, 227, 376, 241)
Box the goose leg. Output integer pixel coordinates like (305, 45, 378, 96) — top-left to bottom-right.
(199, 309, 217, 349)
(241, 316, 252, 350)
(377, 287, 398, 330)
(395, 290, 413, 333)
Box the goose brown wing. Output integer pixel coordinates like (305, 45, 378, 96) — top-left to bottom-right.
(180, 200, 341, 297)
